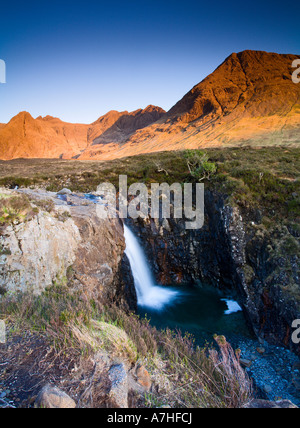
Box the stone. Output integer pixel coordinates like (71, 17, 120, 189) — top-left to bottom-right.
(136, 365, 151, 391)
(244, 399, 298, 409)
(35, 384, 76, 409)
(108, 363, 128, 408)
(263, 384, 273, 394)
(240, 358, 252, 368)
(0, 107, 165, 161)
(0, 209, 81, 295)
(57, 188, 72, 195)
(256, 347, 265, 354)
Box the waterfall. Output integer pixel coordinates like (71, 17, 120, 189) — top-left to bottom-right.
(124, 224, 178, 310)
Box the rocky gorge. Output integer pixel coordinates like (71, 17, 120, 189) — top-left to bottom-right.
(129, 189, 300, 356)
(0, 183, 299, 408)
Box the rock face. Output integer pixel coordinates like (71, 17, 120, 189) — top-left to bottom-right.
(0, 189, 137, 309)
(0, 209, 81, 295)
(128, 189, 300, 354)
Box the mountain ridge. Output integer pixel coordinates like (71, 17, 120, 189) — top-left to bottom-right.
(0, 106, 165, 160)
(0, 50, 299, 160)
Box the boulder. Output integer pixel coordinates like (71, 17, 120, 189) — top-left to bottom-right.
(108, 363, 128, 408)
(57, 188, 72, 195)
(136, 365, 151, 391)
(35, 384, 76, 409)
(239, 358, 252, 368)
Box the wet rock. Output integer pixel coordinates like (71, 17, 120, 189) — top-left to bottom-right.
(237, 338, 300, 407)
(240, 358, 252, 368)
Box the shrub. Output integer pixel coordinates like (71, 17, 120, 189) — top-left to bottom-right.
(31, 198, 55, 213)
(184, 150, 217, 181)
(0, 194, 34, 224)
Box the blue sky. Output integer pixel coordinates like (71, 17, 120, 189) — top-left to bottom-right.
(0, 0, 299, 124)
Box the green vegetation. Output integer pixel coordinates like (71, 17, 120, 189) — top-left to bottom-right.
(31, 198, 55, 213)
(0, 194, 36, 225)
(0, 147, 298, 227)
(0, 285, 252, 408)
(184, 149, 217, 181)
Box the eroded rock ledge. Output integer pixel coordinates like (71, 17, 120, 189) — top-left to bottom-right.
(0, 188, 136, 310)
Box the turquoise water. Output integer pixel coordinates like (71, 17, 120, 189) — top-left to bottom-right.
(138, 284, 253, 346)
(123, 223, 253, 347)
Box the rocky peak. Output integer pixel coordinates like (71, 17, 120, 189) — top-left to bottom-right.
(166, 50, 300, 123)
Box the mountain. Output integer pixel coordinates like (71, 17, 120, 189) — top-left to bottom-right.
(0, 106, 165, 160)
(81, 50, 299, 160)
(81, 105, 166, 159)
(0, 50, 299, 161)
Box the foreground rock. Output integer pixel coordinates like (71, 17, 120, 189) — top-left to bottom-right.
(135, 365, 152, 391)
(35, 385, 76, 409)
(108, 364, 129, 408)
(78, 50, 300, 160)
(0, 188, 136, 309)
(244, 399, 298, 409)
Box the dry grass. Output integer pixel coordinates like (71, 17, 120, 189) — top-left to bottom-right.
(71, 320, 138, 364)
(0, 285, 252, 408)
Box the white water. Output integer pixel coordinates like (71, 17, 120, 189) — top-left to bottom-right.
(124, 224, 179, 310)
(221, 299, 242, 315)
